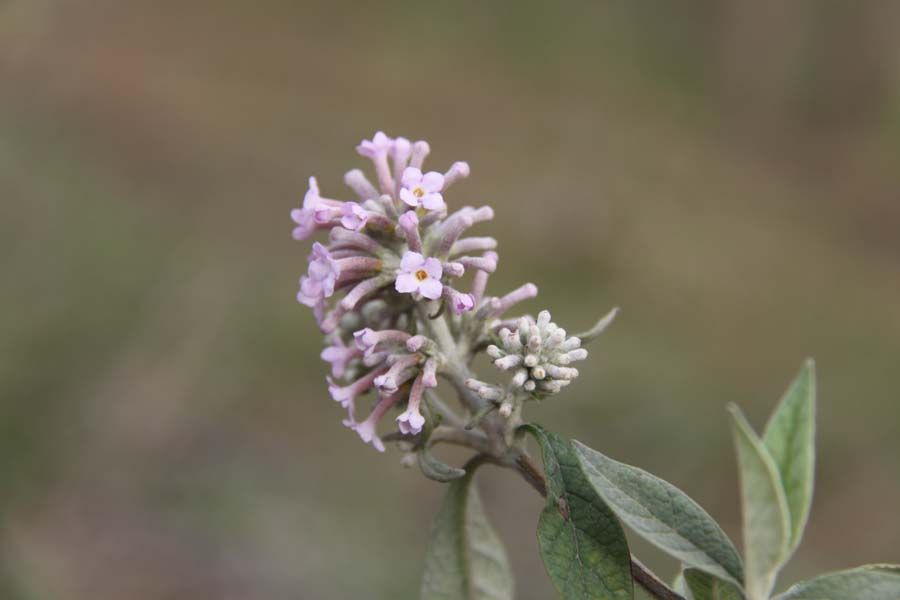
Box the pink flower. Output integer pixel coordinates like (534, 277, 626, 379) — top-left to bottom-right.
(395, 251, 443, 300)
(353, 328, 411, 357)
(396, 374, 426, 435)
(340, 202, 369, 231)
(320, 337, 359, 378)
(445, 287, 476, 314)
(356, 131, 393, 158)
(348, 390, 403, 453)
(291, 177, 333, 240)
(297, 243, 339, 307)
(399, 167, 445, 211)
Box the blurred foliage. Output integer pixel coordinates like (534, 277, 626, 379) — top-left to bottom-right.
(1, 1, 899, 598)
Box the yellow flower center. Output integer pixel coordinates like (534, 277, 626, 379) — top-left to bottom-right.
(415, 269, 429, 281)
(412, 186, 425, 198)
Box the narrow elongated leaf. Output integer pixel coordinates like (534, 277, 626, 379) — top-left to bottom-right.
(420, 466, 513, 600)
(729, 406, 790, 600)
(773, 565, 900, 600)
(573, 441, 744, 588)
(683, 568, 744, 600)
(763, 359, 815, 554)
(418, 446, 466, 482)
(522, 424, 633, 600)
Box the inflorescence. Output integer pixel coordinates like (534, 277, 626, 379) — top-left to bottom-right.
(292, 131, 615, 459)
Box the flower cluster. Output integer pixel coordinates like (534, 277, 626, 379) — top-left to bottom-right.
(292, 131, 610, 456)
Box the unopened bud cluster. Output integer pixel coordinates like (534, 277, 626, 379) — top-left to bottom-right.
(489, 310, 587, 397)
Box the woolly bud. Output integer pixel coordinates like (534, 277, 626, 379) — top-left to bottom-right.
(443, 262, 465, 278)
(410, 140, 430, 169)
(344, 169, 378, 200)
(511, 369, 529, 387)
(442, 161, 471, 190)
(495, 355, 522, 370)
(397, 210, 422, 252)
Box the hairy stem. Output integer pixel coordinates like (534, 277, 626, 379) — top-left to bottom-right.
(511, 453, 685, 600)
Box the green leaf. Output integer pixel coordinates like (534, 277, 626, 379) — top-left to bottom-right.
(418, 447, 466, 482)
(572, 441, 744, 588)
(521, 424, 633, 600)
(673, 572, 690, 599)
(762, 359, 816, 554)
(683, 568, 744, 600)
(420, 464, 513, 600)
(773, 565, 900, 600)
(729, 406, 791, 600)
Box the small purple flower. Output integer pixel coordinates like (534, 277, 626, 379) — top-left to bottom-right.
(395, 251, 443, 300)
(340, 202, 369, 231)
(320, 337, 359, 378)
(327, 367, 385, 408)
(356, 131, 393, 158)
(349, 390, 402, 453)
(399, 167, 445, 212)
(297, 243, 339, 307)
(445, 287, 476, 314)
(396, 374, 426, 435)
(353, 328, 379, 355)
(291, 177, 325, 240)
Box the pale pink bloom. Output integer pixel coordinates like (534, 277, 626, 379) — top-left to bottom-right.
(399, 167, 445, 211)
(395, 251, 443, 300)
(349, 390, 403, 453)
(327, 367, 386, 409)
(356, 131, 393, 158)
(373, 354, 420, 394)
(320, 337, 359, 378)
(297, 243, 339, 307)
(444, 287, 476, 314)
(396, 373, 426, 435)
(353, 328, 411, 357)
(421, 358, 438, 388)
(340, 202, 369, 231)
(291, 177, 340, 240)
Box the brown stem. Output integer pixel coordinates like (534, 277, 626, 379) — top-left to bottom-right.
(512, 454, 685, 600)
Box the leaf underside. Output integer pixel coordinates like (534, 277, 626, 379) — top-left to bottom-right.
(572, 441, 744, 589)
(420, 466, 513, 600)
(762, 359, 816, 555)
(730, 406, 791, 600)
(683, 567, 745, 600)
(773, 565, 900, 600)
(523, 424, 633, 600)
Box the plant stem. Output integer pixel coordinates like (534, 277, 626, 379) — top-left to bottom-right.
(511, 453, 685, 600)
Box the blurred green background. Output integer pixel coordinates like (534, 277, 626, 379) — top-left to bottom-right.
(2, 1, 899, 598)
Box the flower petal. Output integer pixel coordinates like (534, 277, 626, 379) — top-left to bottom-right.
(401, 166, 422, 188)
(399, 188, 419, 207)
(421, 193, 445, 212)
(395, 272, 419, 294)
(423, 257, 443, 279)
(422, 171, 444, 192)
(400, 251, 425, 272)
(419, 278, 443, 300)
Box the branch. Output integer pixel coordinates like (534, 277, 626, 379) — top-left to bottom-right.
(512, 454, 685, 600)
